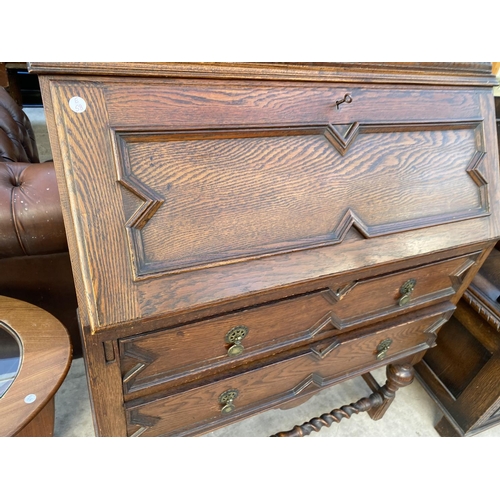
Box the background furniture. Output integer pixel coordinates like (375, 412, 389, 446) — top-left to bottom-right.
(32, 62, 500, 437)
(0, 86, 81, 356)
(0, 62, 43, 107)
(414, 96, 500, 437)
(0, 296, 71, 437)
(415, 249, 500, 436)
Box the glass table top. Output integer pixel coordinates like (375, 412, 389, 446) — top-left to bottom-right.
(0, 323, 22, 398)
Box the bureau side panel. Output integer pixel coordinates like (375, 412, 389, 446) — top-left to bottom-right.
(41, 81, 140, 332)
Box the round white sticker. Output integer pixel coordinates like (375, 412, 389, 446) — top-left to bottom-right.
(24, 394, 37, 404)
(69, 96, 87, 113)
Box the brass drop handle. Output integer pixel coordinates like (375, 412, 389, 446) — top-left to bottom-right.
(336, 93, 353, 109)
(225, 326, 249, 357)
(376, 338, 393, 360)
(398, 278, 417, 307)
(219, 389, 239, 414)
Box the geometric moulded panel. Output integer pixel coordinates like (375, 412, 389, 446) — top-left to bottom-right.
(115, 121, 487, 277)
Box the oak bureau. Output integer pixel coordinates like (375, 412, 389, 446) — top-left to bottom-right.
(30, 62, 500, 437)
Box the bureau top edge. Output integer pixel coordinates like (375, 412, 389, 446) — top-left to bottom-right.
(27, 62, 499, 87)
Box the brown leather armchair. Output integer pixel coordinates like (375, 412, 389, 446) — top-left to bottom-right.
(0, 86, 81, 356)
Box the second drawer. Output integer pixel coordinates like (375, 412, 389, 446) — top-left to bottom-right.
(119, 251, 478, 395)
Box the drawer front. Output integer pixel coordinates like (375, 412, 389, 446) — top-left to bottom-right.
(119, 252, 479, 395)
(330, 252, 479, 327)
(120, 292, 335, 394)
(125, 302, 455, 437)
(45, 81, 499, 333)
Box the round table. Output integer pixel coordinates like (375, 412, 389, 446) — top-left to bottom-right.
(0, 296, 72, 437)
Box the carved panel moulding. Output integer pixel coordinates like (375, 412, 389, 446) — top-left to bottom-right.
(120, 343, 158, 393)
(113, 121, 488, 279)
(119, 288, 461, 395)
(123, 307, 453, 436)
(119, 296, 340, 395)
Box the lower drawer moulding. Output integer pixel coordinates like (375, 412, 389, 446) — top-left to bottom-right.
(125, 302, 454, 436)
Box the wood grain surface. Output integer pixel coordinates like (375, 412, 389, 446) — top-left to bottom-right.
(119, 251, 478, 397)
(104, 84, 484, 128)
(0, 296, 71, 436)
(39, 78, 500, 334)
(33, 63, 500, 437)
(119, 125, 484, 274)
(126, 303, 454, 437)
(28, 62, 497, 87)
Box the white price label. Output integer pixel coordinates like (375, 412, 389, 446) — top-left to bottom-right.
(24, 394, 37, 404)
(69, 96, 87, 113)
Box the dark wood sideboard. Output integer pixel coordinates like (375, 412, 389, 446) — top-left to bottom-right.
(29, 62, 500, 437)
(415, 96, 500, 437)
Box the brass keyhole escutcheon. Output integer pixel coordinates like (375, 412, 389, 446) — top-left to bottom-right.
(398, 278, 417, 307)
(225, 326, 249, 357)
(219, 389, 239, 414)
(376, 338, 393, 360)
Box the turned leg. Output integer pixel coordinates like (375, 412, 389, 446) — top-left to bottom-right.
(271, 363, 415, 437)
(364, 363, 415, 421)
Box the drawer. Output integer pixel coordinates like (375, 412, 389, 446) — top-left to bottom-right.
(119, 252, 479, 395)
(120, 292, 337, 394)
(330, 251, 479, 328)
(125, 302, 455, 437)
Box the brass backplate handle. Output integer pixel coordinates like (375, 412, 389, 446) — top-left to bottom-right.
(225, 326, 249, 357)
(398, 278, 417, 307)
(219, 389, 239, 414)
(376, 338, 393, 360)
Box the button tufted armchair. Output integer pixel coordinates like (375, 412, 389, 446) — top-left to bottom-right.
(0, 86, 81, 356)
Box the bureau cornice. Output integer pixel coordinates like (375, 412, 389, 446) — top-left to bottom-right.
(30, 62, 497, 86)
